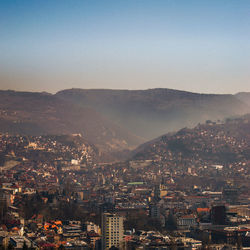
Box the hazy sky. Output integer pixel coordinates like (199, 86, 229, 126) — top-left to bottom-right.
(0, 0, 249, 94)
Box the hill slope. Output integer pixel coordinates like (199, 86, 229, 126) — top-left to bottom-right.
(235, 92, 250, 107)
(132, 114, 250, 167)
(56, 88, 249, 140)
(0, 90, 143, 152)
(0, 88, 249, 155)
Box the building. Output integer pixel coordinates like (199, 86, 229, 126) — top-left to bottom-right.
(149, 203, 160, 218)
(211, 205, 226, 225)
(101, 213, 124, 250)
(83, 221, 101, 234)
(177, 214, 197, 229)
(223, 188, 238, 204)
(9, 236, 35, 249)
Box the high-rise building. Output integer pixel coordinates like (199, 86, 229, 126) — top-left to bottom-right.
(223, 188, 238, 204)
(149, 203, 160, 218)
(211, 205, 226, 225)
(154, 184, 161, 200)
(101, 213, 124, 250)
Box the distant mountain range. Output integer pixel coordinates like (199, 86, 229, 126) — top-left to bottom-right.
(57, 89, 249, 140)
(0, 90, 142, 152)
(0, 88, 249, 153)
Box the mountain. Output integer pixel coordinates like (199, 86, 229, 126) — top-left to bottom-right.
(0, 88, 249, 155)
(0, 90, 143, 152)
(131, 114, 250, 166)
(235, 92, 250, 107)
(56, 88, 249, 140)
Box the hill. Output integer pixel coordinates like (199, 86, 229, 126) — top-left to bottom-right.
(0, 88, 249, 155)
(0, 90, 143, 152)
(131, 114, 250, 167)
(235, 92, 250, 107)
(56, 88, 249, 140)
(0, 134, 99, 166)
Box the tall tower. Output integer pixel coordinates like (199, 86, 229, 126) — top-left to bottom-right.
(154, 184, 161, 200)
(101, 213, 124, 250)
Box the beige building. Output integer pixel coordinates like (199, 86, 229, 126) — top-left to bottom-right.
(101, 213, 124, 250)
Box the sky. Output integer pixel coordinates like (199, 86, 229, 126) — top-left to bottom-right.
(0, 0, 249, 94)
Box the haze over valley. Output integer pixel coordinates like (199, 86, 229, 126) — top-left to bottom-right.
(0, 88, 249, 157)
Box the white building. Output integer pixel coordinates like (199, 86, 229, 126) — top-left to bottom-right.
(86, 221, 100, 234)
(101, 213, 124, 250)
(177, 215, 197, 229)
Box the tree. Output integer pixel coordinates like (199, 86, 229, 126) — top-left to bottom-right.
(7, 243, 14, 250)
(124, 210, 162, 231)
(166, 212, 177, 231)
(22, 241, 28, 250)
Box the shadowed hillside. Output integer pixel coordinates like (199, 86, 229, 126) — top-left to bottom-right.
(0, 89, 249, 155)
(56, 88, 249, 140)
(235, 92, 250, 107)
(0, 90, 143, 152)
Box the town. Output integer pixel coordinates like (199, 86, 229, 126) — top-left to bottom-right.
(0, 117, 250, 249)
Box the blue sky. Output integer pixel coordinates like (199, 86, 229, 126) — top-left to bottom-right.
(0, 0, 249, 93)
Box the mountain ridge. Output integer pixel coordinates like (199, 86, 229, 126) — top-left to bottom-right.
(0, 88, 249, 155)
(56, 88, 249, 140)
(0, 90, 143, 152)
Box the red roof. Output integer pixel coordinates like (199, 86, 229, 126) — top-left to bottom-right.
(197, 208, 210, 213)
